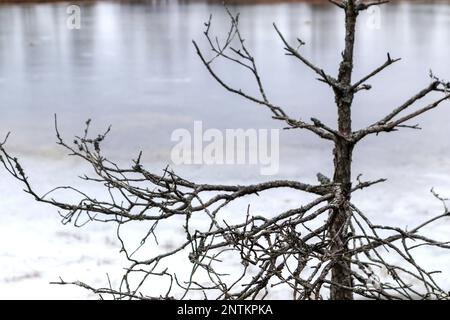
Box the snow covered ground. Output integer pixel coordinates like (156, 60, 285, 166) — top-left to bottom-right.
(1, 136, 450, 299)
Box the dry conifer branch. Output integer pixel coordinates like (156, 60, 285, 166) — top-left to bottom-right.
(1, 0, 450, 300)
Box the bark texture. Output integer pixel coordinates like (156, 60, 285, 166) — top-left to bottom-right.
(329, 1, 357, 300)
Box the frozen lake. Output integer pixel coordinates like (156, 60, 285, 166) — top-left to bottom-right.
(0, 0, 449, 299)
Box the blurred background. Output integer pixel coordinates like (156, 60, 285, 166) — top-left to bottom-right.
(0, 0, 449, 299)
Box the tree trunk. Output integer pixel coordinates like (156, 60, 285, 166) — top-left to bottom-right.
(329, 0, 357, 300)
(330, 140, 354, 299)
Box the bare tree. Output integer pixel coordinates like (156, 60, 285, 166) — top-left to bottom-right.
(1, 0, 450, 300)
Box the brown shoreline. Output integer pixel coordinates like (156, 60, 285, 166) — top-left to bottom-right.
(0, 0, 447, 3)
